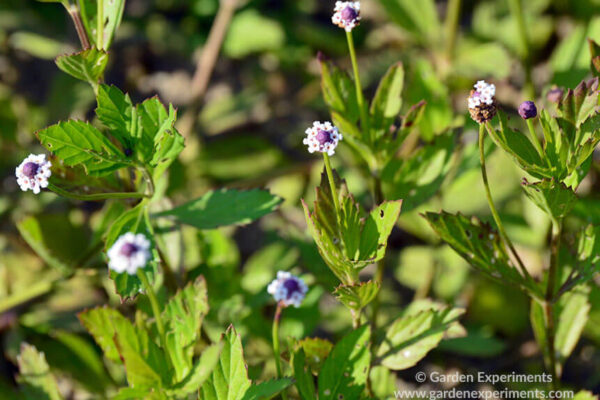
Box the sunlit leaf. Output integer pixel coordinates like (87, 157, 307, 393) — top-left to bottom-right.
(55, 48, 108, 85)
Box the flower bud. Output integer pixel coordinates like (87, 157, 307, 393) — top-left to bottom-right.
(518, 101, 537, 119)
(546, 88, 563, 103)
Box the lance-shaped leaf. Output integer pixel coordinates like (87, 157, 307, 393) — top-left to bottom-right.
(376, 301, 465, 370)
(292, 349, 316, 400)
(241, 379, 294, 400)
(200, 325, 252, 400)
(370, 62, 404, 136)
(486, 111, 551, 179)
(37, 120, 128, 176)
(155, 188, 282, 230)
(303, 169, 401, 284)
(318, 52, 360, 125)
(382, 130, 455, 213)
(555, 286, 590, 372)
(55, 47, 108, 85)
(163, 277, 209, 382)
(334, 280, 380, 312)
(521, 178, 577, 224)
(79, 307, 171, 388)
(17, 344, 63, 400)
(423, 212, 541, 297)
(105, 204, 159, 300)
(318, 325, 371, 400)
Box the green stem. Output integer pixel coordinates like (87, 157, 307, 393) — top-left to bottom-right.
(272, 302, 289, 400)
(544, 221, 561, 391)
(136, 269, 167, 347)
(526, 118, 545, 159)
(97, 0, 104, 49)
(345, 30, 370, 142)
(444, 0, 462, 61)
(47, 182, 148, 201)
(478, 124, 533, 284)
(508, 0, 534, 99)
(323, 153, 341, 217)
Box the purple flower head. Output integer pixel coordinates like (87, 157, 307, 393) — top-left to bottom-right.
(303, 121, 342, 156)
(518, 101, 537, 119)
(332, 2, 361, 32)
(15, 154, 52, 194)
(267, 271, 308, 308)
(468, 80, 497, 124)
(107, 232, 152, 275)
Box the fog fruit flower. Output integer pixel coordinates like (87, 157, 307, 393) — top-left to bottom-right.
(332, 1, 361, 32)
(518, 101, 537, 119)
(107, 233, 152, 275)
(15, 154, 52, 194)
(303, 121, 342, 156)
(468, 80, 497, 124)
(268, 271, 308, 308)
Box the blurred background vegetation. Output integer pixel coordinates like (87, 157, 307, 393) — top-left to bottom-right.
(1, 0, 600, 397)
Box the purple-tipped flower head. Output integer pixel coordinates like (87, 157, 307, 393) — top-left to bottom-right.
(468, 80, 497, 124)
(518, 101, 537, 119)
(107, 233, 152, 275)
(267, 271, 308, 308)
(15, 154, 52, 194)
(303, 121, 342, 156)
(332, 2, 361, 32)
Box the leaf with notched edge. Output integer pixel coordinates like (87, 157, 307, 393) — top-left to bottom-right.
(55, 47, 108, 85)
(303, 168, 401, 284)
(334, 280, 380, 312)
(521, 178, 577, 224)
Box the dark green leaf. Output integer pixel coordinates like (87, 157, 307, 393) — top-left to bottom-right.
(77, 0, 125, 49)
(318, 54, 360, 125)
(521, 179, 577, 223)
(291, 349, 316, 400)
(95, 84, 136, 148)
(155, 188, 282, 230)
(37, 120, 128, 176)
(241, 379, 294, 400)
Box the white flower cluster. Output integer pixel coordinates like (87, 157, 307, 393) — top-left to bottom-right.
(107, 233, 152, 275)
(303, 121, 342, 156)
(468, 80, 496, 109)
(15, 154, 52, 194)
(268, 271, 308, 308)
(332, 1, 361, 32)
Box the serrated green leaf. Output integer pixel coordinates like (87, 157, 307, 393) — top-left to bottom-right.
(155, 188, 282, 230)
(241, 379, 294, 400)
(557, 78, 600, 127)
(382, 130, 455, 213)
(521, 179, 577, 224)
(95, 84, 136, 148)
(171, 343, 222, 396)
(486, 111, 551, 179)
(292, 349, 316, 400)
(37, 120, 128, 176)
(163, 277, 209, 381)
(423, 211, 541, 297)
(105, 204, 158, 300)
(377, 304, 465, 370)
(370, 62, 404, 136)
(333, 280, 380, 312)
(318, 54, 360, 125)
(200, 325, 251, 400)
(55, 48, 108, 85)
(303, 169, 402, 284)
(318, 325, 370, 400)
(79, 307, 170, 388)
(78, 0, 125, 50)
(149, 118, 185, 180)
(17, 344, 63, 400)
